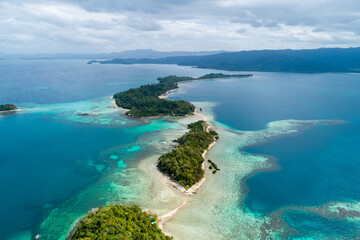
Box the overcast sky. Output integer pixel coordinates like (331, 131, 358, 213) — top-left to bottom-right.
(1, 0, 359, 53)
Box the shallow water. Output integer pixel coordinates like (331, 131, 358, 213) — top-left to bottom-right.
(166, 73, 360, 239)
(1, 60, 360, 239)
(0, 60, 212, 239)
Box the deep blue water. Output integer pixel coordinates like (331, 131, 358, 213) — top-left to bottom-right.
(0, 60, 212, 239)
(0, 60, 203, 104)
(172, 72, 360, 129)
(169, 72, 360, 236)
(244, 123, 360, 213)
(1, 60, 360, 239)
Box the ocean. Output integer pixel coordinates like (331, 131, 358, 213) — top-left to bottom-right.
(1, 59, 360, 239)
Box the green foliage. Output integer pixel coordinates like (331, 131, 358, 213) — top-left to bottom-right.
(112, 73, 250, 118)
(209, 130, 218, 136)
(176, 131, 214, 151)
(187, 120, 206, 132)
(71, 204, 172, 240)
(113, 82, 195, 118)
(157, 121, 218, 189)
(208, 159, 220, 172)
(198, 73, 249, 79)
(102, 47, 360, 73)
(157, 75, 194, 83)
(0, 104, 17, 112)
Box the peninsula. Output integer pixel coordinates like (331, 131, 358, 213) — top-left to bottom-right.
(0, 104, 17, 112)
(113, 73, 252, 118)
(157, 120, 218, 189)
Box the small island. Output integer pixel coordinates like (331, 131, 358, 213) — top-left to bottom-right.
(0, 104, 17, 112)
(157, 120, 218, 189)
(157, 73, 252, 83)
(113, 81, 195, 118)
(70, 204, 172, 240)
(113, 73, 252, 118)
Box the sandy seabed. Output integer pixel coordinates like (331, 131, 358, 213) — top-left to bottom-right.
(37, 96, 348, 240)
(129, 100, 345, 239)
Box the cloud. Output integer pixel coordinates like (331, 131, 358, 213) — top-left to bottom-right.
(125, 17, 162, 31)
(237, 28, 247, 34)
(0, 0, 359, 53)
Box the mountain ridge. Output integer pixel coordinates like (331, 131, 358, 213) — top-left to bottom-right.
(96, 47, 360, 73)
(0, 49, 225, 60)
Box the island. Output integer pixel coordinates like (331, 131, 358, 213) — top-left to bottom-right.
(157, 120, 218, 189)
(92, 47, 360, 73)
(0, 104, 17, 112)
(113, 81, 195, 118)
(157, 73, 252, 83)
(67, 77, 223, 238)
(70, 204, 172, 240)
(113, 73, 252, 118)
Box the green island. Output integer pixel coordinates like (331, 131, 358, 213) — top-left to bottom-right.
(68, 76, 224, 238)
(113, 81, 195, 118)
(70, 204, 172, 240)
(0, 104, 17, 112)
(113, 73, 252, 118)
(157, 73, 252, 83)
(157, 120, 218, 189)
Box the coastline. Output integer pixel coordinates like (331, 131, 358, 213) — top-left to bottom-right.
(0, 108, 21, 113)
(154, 102, 218, 232)
(102, 87, 218, 235)
(41, 81, 350, 239)
(110, 96, 128, 113)
(158, 88, 179, 99)
(112, 73, 251, 119)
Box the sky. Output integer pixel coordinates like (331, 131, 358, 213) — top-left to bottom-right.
(0, 0, 359, 53)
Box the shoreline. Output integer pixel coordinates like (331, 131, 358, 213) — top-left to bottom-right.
(158, 199, 187, 231)
(158, 88, 179, 99)
(156, 105, 218, 231)
(0, 108, 22, 113)
(113, 73, 252, 119)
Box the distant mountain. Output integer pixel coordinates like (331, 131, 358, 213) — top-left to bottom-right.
(0, 49, 225, 60)
(98, 47, 360, 73)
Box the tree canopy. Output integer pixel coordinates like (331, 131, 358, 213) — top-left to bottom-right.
(71, 204, 172, 240)
(113, 81, 195, 118)
(0, 104, 17, 112)
(157, 121, 218, 189)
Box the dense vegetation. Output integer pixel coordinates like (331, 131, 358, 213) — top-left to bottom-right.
(100, 47, 360, 73)
(157, 73, 252, 84)
(113, 73, 250, 118)
(198, 73, 252, 79)
(157, 75, 194, 83)
(208, 159, 220, 174)
(0, 104, 17, 112)
(113, 81, 195, 118)
(71, 204, 172, 240)
(157, 120, 218, 189)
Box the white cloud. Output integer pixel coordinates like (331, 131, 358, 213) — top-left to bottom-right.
(0, 0, 359, 53)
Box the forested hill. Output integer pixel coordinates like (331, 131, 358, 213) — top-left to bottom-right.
(96, 47, 360, 73)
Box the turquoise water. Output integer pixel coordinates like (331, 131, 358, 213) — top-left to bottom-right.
(0, 60, 212, 239)
(168, 72, 360, 238)
(283, 210, 360, 238)
(1, 60, 360, 239)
